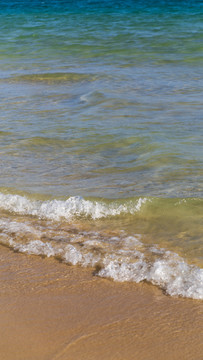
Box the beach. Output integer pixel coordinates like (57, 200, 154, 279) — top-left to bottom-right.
(1, 245, 202, 360)
(0, 1, 202, 357)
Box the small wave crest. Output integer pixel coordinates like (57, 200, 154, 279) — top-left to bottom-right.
(0, 193, 148, 220)
(0, 216, 202, 300)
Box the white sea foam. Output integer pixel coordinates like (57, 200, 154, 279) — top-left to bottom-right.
(0, 216, 202, 300)
(147, 254, 203, 299)
(0, 193, 148, 221)
(0, 218, 41, 237)
(99, 252, 203, 300)
(10, 239, 57, 257)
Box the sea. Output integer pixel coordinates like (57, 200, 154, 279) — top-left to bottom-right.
(0, 0, 202, 299)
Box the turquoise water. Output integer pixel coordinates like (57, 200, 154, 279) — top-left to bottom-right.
(0, 1, 202, 298)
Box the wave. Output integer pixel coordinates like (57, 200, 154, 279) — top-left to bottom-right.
(0, 192, 202, 223)
(0, 216, 202, 300)
(0, 193, 149, 220)
(0, 192, 202, 299)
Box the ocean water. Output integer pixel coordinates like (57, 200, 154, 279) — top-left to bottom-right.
(0, 0, 202, 299)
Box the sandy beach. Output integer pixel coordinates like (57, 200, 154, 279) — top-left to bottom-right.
(0, 1, 202, 359)
(0, 244, 202, 360)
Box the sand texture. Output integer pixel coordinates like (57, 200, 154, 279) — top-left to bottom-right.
(0, 245, 202, 360)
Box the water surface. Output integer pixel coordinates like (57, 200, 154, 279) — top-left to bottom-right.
(0, 0, 202, 298)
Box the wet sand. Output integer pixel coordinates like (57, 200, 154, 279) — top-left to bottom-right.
(0, 245, 202, 360)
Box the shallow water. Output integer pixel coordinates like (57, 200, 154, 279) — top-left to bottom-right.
(0, 0, 202, 298)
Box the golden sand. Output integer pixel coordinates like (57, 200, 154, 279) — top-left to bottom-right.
(0, 245, 202, 360)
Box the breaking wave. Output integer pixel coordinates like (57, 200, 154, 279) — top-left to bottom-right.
(0, 193, 148, 220)
(0, 213, 202, 300)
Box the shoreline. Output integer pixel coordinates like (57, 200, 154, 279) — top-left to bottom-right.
(0, 245, 202, 360)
